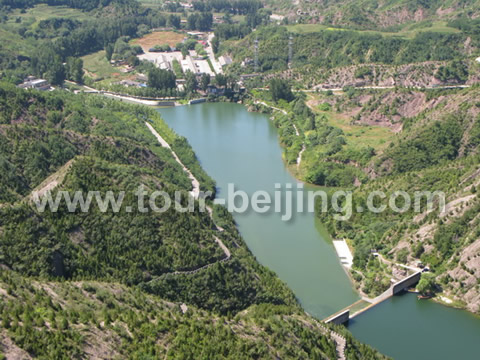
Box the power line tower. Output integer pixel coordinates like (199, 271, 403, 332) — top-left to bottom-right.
(254, 37, 259, 73)
(288, 36, 293, 68)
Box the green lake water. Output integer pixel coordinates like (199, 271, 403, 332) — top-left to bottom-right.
(158, 102, 480, 359)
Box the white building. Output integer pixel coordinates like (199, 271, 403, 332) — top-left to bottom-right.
(17, 77, 50, 90)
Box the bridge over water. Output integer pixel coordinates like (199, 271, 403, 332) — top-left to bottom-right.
(324, 271, 423, 325)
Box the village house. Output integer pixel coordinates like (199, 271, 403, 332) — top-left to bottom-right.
(17, 76, 51, 91)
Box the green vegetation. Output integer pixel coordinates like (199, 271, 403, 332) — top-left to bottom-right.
(0, 83, 289, 314)
(147, 67, 176, 90)
(251, 80, 479, 306)
(269, 78, 293, 102)
(268, 0, 479, 31)
(0, 269, 361, 359)
(435, 60, 469, 83)
(385, 115, 464, 174)
(285, 21, 462, 39)
(417, 273, 436, 296)
(224, 26, 474, 74)
(314, 86, 480, 308)
(250, 89, 384, 186)
(0, 80, 390, 358)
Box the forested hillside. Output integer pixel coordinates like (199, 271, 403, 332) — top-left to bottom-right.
(0, 83, 390, 357)
(314, 86, 480, 312)
(223, 25, 479, 76)
(247, 77, 480, 313)
(0, 83, 292, 314)
(265, 0, 480, 29)
(0, 270, 389, 359)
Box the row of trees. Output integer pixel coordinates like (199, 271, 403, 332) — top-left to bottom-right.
(192, 0, 262, 14)
(186, 12, 213, 31)
(147, 68, 176, 91)
(31, 46, 83, 85)
(0, 0, 135, 11)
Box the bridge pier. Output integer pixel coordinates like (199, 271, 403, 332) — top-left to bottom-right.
(325, 310, 350, 325)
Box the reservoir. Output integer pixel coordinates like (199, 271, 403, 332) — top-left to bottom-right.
(158, 102, 480, 359)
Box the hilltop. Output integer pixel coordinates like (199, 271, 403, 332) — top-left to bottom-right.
(264, 0, 480, 30)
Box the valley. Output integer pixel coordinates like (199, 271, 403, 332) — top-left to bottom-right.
(0, 0, 479, 358)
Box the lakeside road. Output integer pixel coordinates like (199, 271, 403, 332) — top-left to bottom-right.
(145, 122, 200, 199)
(144, 121, 231, 278)
(254, 100, 287, 114)
(103, 92, 162, 106)
(254, 84, 473, 92)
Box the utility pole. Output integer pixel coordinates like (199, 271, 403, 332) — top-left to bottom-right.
(288, 35, 293, 68)
(254, 37, 259, 73)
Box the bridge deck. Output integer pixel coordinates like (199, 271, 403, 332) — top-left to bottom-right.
(323, 270, 423, 324)
(323, 299, 367, 322)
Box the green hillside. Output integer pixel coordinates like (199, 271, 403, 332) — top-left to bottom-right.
(0, 83, 391, 357)
(0, 83, 295, 315)
(315, 86, 480, 309)
(0, 269, 387, 359)
(265, 0, 480, 30)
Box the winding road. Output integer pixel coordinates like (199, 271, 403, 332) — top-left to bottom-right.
(145, 121, 231, 277)
(146, 122, 200, 199)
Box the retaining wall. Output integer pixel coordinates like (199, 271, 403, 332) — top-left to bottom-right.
(392, 271, 422, 295)
(325, 310, 350, 325)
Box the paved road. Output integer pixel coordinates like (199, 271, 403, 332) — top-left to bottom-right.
(207, 33, 223, 74)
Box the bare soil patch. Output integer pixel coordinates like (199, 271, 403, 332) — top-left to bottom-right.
(132, 31, 186, 52)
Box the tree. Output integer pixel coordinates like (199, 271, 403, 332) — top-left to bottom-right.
(181, 47, 188, 60)
(227, 74, 238, 90)
(105, 44, 114, 62)
(65, 57, 84, 84)
(200, 73, 210, 91)
(167, 14, 181, 29)
(147, 68, 176, 90)
(215, 73, 227, 88)
(211, 36, 219, 55)
(187, 12, 213, 31)
(127, 55, 140, 67)
(185, 71, 197, 94)
(417, 273, 436, 296)
(269, 79, 293, 103)
(46, 60, 66, 86)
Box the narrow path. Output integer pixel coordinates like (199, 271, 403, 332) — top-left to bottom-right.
(254, 100, 287, 115)
(330, 331, 347, 360)
(296, 145, 305, 167)
(146, 122, 200, 199)
(207, 33, 223, 74)
(254, 100, 306, 166)
(309, 315, 347, 360)
(292, 123, 300, 136)
(375, 252, 421, 273)
(145, 122, 231, 278)
(254, 84, 472, 92)
(292, 124, 306, 167)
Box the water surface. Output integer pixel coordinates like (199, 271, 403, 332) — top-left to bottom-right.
(158, 102, 480, 359)
(349, 293, 480, 359)
(158, 102, 358, 318)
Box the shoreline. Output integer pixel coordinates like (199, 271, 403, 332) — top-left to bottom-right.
(244, 98, 478, 317)
(105, 95, 476, 318)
